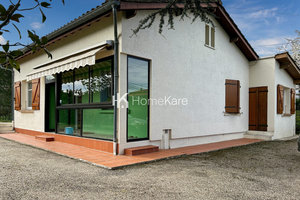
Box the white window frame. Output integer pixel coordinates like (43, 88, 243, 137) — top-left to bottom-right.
(27, 81, 32, 110)
(283, 87, 291, 115)
(205, 23, 215, 49)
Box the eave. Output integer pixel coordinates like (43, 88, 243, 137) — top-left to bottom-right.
(275, 52, 300, 84)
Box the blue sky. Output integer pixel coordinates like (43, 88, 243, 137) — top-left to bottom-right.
(1, 0, 300, 57)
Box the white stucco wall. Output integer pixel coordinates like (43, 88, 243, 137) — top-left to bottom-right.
(14, 14, 121, 132)
(119, 10, 250, 152)
(274, 60, 296, 139)
(249, 58, 276, 132)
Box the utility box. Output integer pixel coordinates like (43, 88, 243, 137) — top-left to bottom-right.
(161, 129, 171, 149)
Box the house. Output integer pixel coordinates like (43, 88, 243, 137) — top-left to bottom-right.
(246, 52, 300, 140)
(13, 0, 300, 155)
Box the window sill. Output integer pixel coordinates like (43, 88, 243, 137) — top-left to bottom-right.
(223, 111, 243, 116)
(204, 44, 215, 50)
(20, 110, 34, 113)
(282, 113, 292, 117)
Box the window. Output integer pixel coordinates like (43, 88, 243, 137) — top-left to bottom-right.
(58, 57, 113, 105)
(90, 60, 112, 103)
(56, 56, 114, 140)
(205, 24, 215, 48)
(27, 81, 32, 109)
(225, 79, 240, 113)
(127, 56, 150, 141)
(283, 88, 291, 114)
(277, 85, 295, 115)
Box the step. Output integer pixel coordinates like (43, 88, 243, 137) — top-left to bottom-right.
(124, 145, 159, 156)
(0, 127, 13, 132)
(244, 131, 274, 141)
(35, 135, 55, 142)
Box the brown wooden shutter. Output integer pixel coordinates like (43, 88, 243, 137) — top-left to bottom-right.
(291, 88, 296, 114)
(32, 78, 40, 110)
(249, 88, 258, 130)
(277, 85, 284, 114)
(225, 79, 240, 113)
(14, 82, 21, 111)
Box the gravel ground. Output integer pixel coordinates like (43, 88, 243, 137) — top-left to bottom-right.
(0, 137, 300, 200)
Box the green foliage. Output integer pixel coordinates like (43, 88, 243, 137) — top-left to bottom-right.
(0, 67, 12, 121)
(0, 0, 65, 70)
(132, 0, 216, 35)
(296, 99, 300, 134)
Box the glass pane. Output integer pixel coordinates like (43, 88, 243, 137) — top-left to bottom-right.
(82, 108, 113, 140)
(27, 82, 32, 108)
(57, 109, 81, 136)
(60, 71, 74, 104)
(74, 67, 89, 104)
(91, 59, 112, 103)
(127, 57, 149, 140)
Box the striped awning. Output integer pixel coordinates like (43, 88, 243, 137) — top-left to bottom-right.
(26, 42, 110, 81)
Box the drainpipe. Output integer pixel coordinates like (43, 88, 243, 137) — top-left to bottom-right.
(112, 1, 120, 155)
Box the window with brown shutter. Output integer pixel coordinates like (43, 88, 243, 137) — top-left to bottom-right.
(290, 88, 296, 114)
(32, 78, 40, 110)
(277, 85, 284, 114)
(225, 79, 240, 113)
(14, 82, 21, 111)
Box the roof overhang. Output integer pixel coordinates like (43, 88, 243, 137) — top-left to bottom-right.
(275, 52, 300, 84)
(120, 1, 259, 61)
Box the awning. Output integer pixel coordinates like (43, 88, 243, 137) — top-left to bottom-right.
(26, 42, 111, 81)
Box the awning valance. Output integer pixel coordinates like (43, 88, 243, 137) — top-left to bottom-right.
(27, 42, 110, 81)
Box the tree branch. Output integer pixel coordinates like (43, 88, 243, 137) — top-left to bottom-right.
(0, 0, 21, 30)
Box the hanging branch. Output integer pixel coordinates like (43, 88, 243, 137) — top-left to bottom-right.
(131, 0, 218, 36)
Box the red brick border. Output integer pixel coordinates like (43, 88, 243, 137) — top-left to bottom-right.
(15, 128, 116, 153)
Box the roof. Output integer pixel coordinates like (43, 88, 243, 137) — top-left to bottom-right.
(275, 52, 300, 83)
(18, 0, 258, 61)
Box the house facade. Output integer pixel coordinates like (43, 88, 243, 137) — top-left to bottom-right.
(13, 0, 299, 155)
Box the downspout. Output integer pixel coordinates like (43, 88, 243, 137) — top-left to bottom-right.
(112, 0, 120, 155)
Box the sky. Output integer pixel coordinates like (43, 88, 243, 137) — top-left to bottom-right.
(1, 0, 300, 57)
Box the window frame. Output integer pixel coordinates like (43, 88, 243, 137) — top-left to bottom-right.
(282, 86, 291, 115)
(204, 23, 216, 49)
(55, 56, 114, 141)
(56, 56, 114, 110)
(126, 55, 151, 142)
(27, 81, 32, 110)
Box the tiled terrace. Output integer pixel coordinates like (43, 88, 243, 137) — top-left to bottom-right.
(0, 133, 262, 169)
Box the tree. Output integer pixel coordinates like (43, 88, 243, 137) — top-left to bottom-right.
(0, 0, 65, 70)
(0, 0, 218, 70)
(280, 30, 300, 65)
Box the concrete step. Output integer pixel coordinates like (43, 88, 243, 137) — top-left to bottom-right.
(35, 135, 55, 142)
(124, 145, 159, 156)
(0, 122, 13, 132)
(244, 131, 274, 141)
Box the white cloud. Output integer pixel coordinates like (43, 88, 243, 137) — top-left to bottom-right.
(248, 7, 278, 19)
(250, 37, 288, 57)
(251, 37, 286, 47)
(30, 22, 44, 30)
(0, 35, 6, 45)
